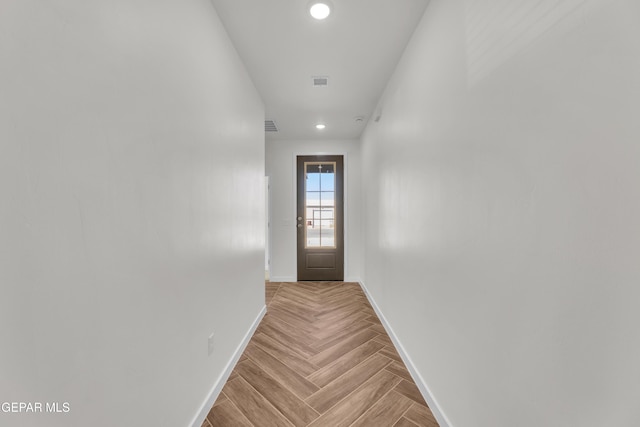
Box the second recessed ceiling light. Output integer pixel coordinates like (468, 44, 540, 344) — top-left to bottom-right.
(310, 3, 331, 20)
(316, 124, 326, 130)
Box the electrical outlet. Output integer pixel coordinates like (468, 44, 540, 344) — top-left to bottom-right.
(208, 333, 215, 356)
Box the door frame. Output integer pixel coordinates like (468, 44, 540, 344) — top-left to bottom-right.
(292, 151, 350, 281)
(265, 176, 271, 279)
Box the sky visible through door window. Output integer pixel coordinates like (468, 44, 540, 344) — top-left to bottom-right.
(305, 162, 336, 247)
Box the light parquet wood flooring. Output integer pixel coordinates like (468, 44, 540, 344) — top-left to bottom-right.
(202, 282, 439, 427)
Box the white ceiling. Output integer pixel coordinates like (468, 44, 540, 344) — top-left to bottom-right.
(210, 0, 431, 141)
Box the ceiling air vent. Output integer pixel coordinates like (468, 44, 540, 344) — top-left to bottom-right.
(312, 76, 329, 87)
(265, 120, 278, 132)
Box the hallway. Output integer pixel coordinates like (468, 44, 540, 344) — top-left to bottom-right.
(3, 0, 640, 426)
(203, 282, 438, 427)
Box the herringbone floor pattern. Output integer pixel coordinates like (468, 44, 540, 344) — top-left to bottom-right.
(202, 282, 439, 427)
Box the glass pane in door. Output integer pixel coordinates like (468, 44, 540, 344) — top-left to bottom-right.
(305, 162, 336, 248)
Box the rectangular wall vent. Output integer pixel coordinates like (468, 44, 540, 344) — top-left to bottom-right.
(265, 120, 278, 132)
(312, 76, 329, 87)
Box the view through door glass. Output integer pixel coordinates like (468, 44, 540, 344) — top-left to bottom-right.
(297, 155, 344, 281)
(305, 162, 335, 248)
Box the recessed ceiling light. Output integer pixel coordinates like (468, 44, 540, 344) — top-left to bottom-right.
(310, 3, 331, 20)
(316, 124, 326, 130)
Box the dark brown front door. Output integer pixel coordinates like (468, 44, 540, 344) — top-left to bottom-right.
(296, 155, 344, 281)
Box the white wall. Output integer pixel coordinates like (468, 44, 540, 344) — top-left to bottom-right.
(266, 139, 362, 282)
(361, 0, 640, 426)
(0, 1, 265, 426)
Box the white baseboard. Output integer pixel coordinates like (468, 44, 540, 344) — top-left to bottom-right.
(358, 280, 452, 427)
(270, 276, 362, 283)
(189, 305, 266, 427)
(269, 277, 361, 283)
(269, 276, 296, 282)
